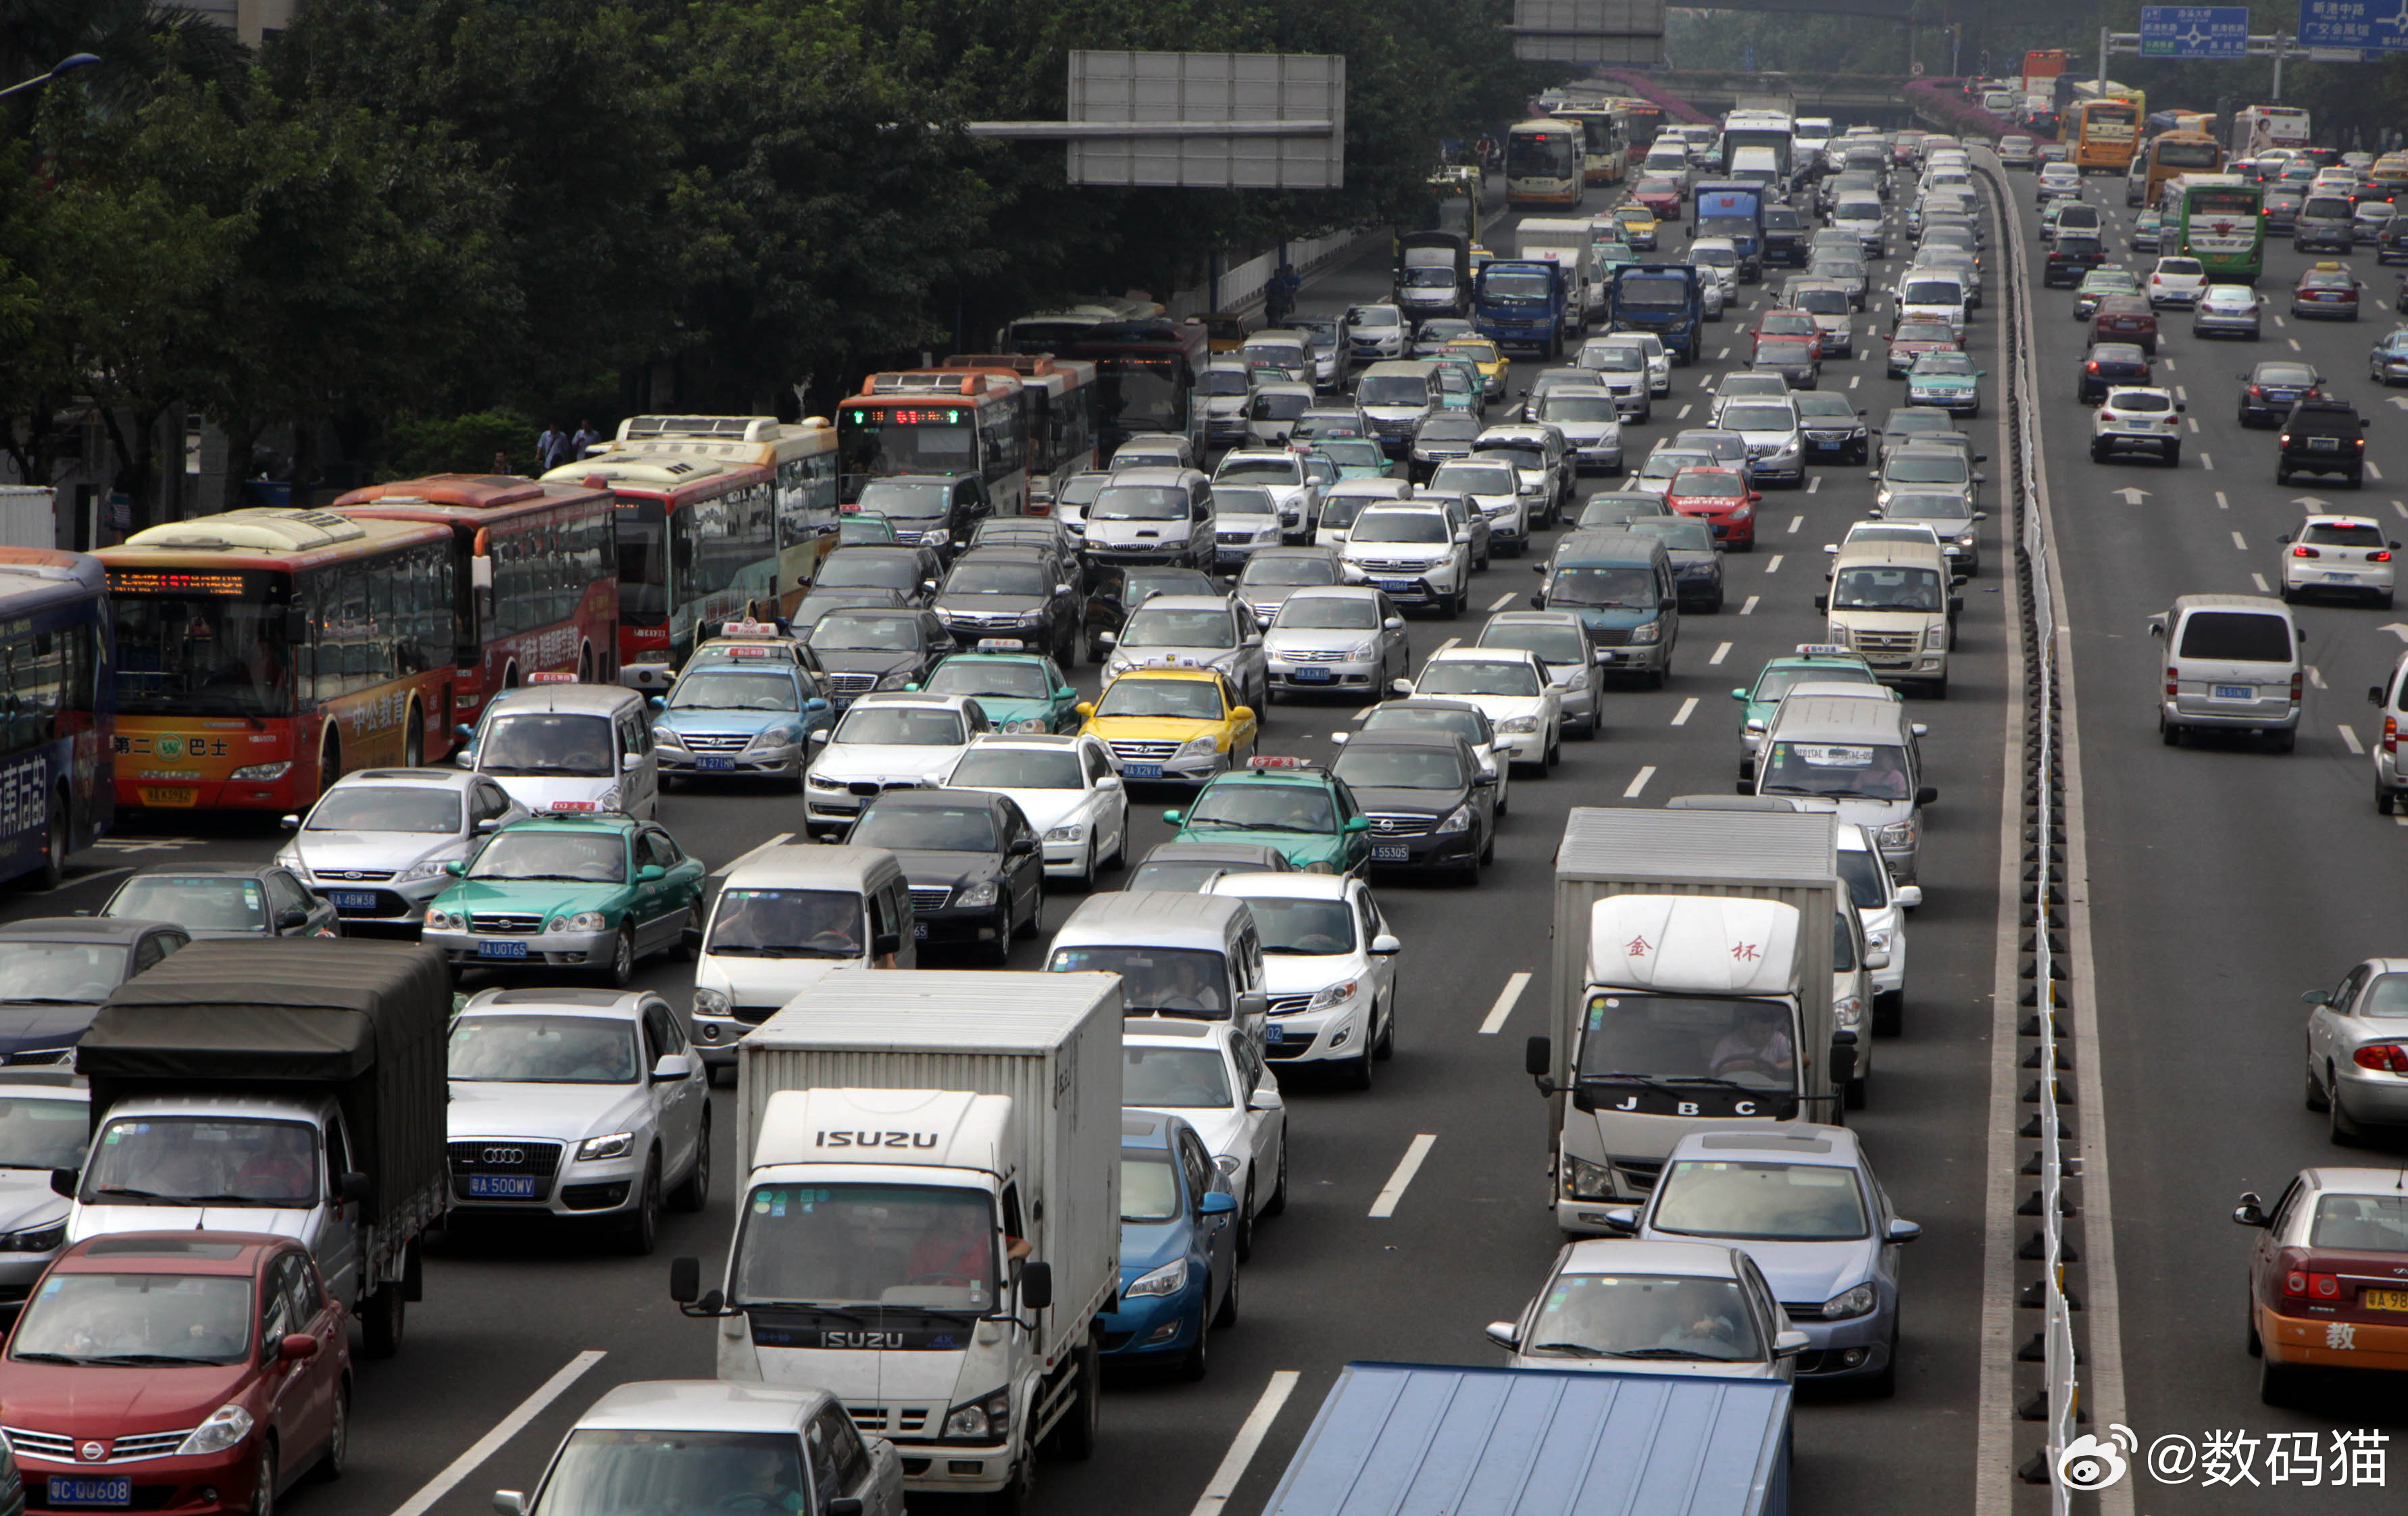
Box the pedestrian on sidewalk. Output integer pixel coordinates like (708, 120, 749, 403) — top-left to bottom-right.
(1265, 263, 1301, 328)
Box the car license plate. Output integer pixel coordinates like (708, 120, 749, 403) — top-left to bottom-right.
(140, 786, 197, 807)
(1371, 843, 1411, 862)
(1375, 580, 1418, 595)
(2311, 436, 2339, 451)
(697, 756, 736, 771)
(1265, 1024, 1286, 1044)
(2213, 684, 2254, 701)
(1123, 763, 1162, 780)
(2367, 1288, 2408, 1312)
(2324, 572, 2359, 583)
(476, 939, 529, 959)
(468, 1174, 538, 1199)
(913, 921, 929, 939)
(327, 891, 378, 910)
(48, 1480, 130, 1509)
(1293, 667, 1333, 683)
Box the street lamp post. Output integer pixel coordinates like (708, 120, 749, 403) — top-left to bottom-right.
(0, 53, 101, 103)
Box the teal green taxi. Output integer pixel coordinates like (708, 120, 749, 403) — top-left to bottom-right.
(913, 642, 1082, 733)
(1163, 757, 1372, 875)
(422, 812, 708, 986)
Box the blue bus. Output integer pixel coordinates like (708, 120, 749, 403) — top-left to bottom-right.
(0, 549, 113, 888)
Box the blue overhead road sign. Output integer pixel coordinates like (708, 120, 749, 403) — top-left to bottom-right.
(2140, 5, 2250, 57)
(2298, 0, 2408, 51)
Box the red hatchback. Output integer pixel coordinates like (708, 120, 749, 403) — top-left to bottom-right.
(1630, 177, 1684, 222)
(1665, 466, 1761, 549)
(1749, 310, 1823, 361)
(2, 1234, 349, 1516)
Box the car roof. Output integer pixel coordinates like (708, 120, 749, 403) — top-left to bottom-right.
(1768, 694, 1916, 742)
(330, 767, 482, 792)
(720, 842, 900, 890)
(1665, 1121, 1865, 1167)
(0, 916, 166, 943)
(2303, 513, 2383, 530)
(485, 683, 644, 717)
(573, 1380, 836, 1435)
(503, 811, 643, 835)
(127, 863, 277, 879)
(1132, 595, 1237, 615)
(849, 692, 980, 713)
(1139, 840, 1293, 867)
(1052, 890, 1253, 949)
(1106, 466, 1203, 486)
(1279, 586, 1383, 606)
(866, 787, 1008, 812)
(459, 986, 655, 1020)
(1558, 1237, 1743, 1276)
(1428, 645, 1541, 667)
(1122, 1016, 1236, 1048)
(1485, 609, 1586, 630)
(55, 1232, 288, 1274)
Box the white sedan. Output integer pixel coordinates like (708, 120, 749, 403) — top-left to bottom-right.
(1399, 647, 1563, 772)
(943, 733, 1130, 886)
(1123, 1018, 1288, 1260)
(1210, 871, 1401, 1087)
(803, 693, 990, 836)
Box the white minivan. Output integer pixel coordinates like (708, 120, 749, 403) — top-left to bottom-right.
(688, 843, 917, 1076)
(461, 679, 660, 817)
(2151, 594, 2304, 751)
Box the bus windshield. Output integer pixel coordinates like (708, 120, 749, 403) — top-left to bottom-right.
(112, 587, 295, 718)
(839, 411, 976, 476)
(1508, 132, 1578, 180)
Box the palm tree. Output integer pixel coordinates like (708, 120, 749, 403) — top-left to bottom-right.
(1, 0, 246, 112)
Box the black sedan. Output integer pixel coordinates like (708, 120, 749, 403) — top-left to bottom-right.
(0, 917, 191, 1063)
(847, 789, 1044, 963)
(2079, 343, 2154, 404)
(1752, 338, 1820, 390)
(100, 866, 337, 940)
(1126, 840, 1297, 892)
(1792, 392, 1870, 464)
(1328, 731, 1494, 883)
(932, 547, 1080, 665)
(2238, 361, 2325, 428)
(814, 544, 945, 607)
(803, 607, 953, 708)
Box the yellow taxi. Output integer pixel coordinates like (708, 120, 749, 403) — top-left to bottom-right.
(1077, 666, 1259, 786)
(1441, 337, 1509, 401)
(1611, 202, 1660, 250)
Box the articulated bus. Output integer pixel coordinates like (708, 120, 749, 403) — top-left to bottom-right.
(559, 457, 777, 692)
(837, 370, 1029, 517)
(1505, 119, 1584, 207)
(2161, 174, 2267, 283)
(0, 549, 111, 888)
(332, 474, 619, 732)
(1554, 106, 1630, 186)
(100, 510, 457, 813)
(939, 355, 1099, 513)
(2128, 130, 2224, 207)
(2072, 97, 2142, 173)
(603, 415, 841, 608)
(1068, 320, 1209, 459)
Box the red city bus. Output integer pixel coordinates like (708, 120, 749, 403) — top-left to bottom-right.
(558, 455, 778, 694)
(836, 370, 1030, 515)
(938, 354, 1100, 513)
(332, 474, 619, 733)
(98, 509, 458, 813)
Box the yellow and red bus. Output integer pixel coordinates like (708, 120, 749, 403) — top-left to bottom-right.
(100, 509, 458, 813)
(1506, 118, 1584, 207)
(331, 474, 619, 732)
(597, 415, 842, 609)
(836, 370, 1029, 515)
(555, 456, 778, 693)
(2128, 130, 2224, 207)
(2072, 97, 2142, 174)
(938, 355, 1100, 513)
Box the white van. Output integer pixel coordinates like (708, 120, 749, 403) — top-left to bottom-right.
(461, 679, 660, 817)
(1894, 270, 1970, 336)
(688, 843, 916, 1077)
(1817, 540, 1963, 698)
(2151, 594, 2304, 751)
(1045, 890, 1270, 1050)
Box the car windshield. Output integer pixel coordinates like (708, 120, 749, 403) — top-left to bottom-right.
(1721, 404, 1795, 432)
(1901, 282, 1961, 305)
(1274, 596, 1380, 632)
(1351, 307, 1400, 326)
(1794, 288, 1849, 315)
(2304, 522, 2387, 547)
(1887, 454, 1968, 484)
(1674, 472, 1746, 499)
(1333, 744, 1467, 792)
(924, 661, 1049, 700)
(1759, 315, 1815, 336)
(0, 1094, 89, 1169)
(707, 888, 864, 958)
(1094, 679, 1224, 720)
(838, 516, 897, 545)
(1578, 989, 1797, 1090)
(1758, 340, 1811, 361)
(1358, 376, 1432, 407)
(1218, 460, 1300, 488)
(809, 613, 923, 653)
(817, 555, 922, 593)
(105, 876, 266, 932)
(851, 803, 999, 852)
(2177, 611, 2293, 661)
(478, 713, 616, 777)
(1582, 349, 1645, 373)
(303, 786, 459, 834)
(1482, 623, 1588, 665)
(1521, 1271, 1765, 1363)
(1430, 465, 1518, 497)
(1884, 494, 1974, 523)
(1913, 354, 1976, 376)
(1049, 945, 1230, 1017)
(1186, 782, 1335, 833)
(1123, 608, 1235, 649)
(832, 706, 967, 746)
(1892, 324, 1955, 345)
(793, 593, 901, 630)
(2110, 392, 2173, 413)
(1692, 246, 1734, 268)
(1651, 1159, 1872, 1241)
(81, 1115, 322, 1208)
(531, 1430, 811, 1516)
(945, 562, 1049, 597)
(467, 829, 626, 882)
(2158, 258, 2203, 277)
(449, 1014, 640, 1083)
(11, 1272, 253, 1366)
(2309, 1194, 2408, 1251)
(667, 670, 801, 713)
(1120, 1046, 1238, 1116)
(1549, 566, 1657, 609)
(1215, 487, 1279, 520)
(1093, 486, 1190, 522)
(2257, 365, 2316, 386)
(1578, 497, 1667, 527)
(1317, 440, 1388, 469)
(0, 940, 122, 1010)
(1420, 658, 1541, 697)
(856, 480, 952, 522)
(733, 1181, 997, 1310)
(1244, 896, 1359, 955)
(1201, 370, 1251, 397)
(1759, 739, 1913, 801)
(1241, 558, 1341, 592)
(1641, 452, 1712, 480)
(1350, 511, 1449, 545)
(1538, 395, 1620, 425)
(1628, 518, 1715, 552)
(950, 747, 1083, 790)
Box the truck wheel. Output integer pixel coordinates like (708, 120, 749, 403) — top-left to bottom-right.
(622, 1154, 661, 1255)
(669, 1109, 711, 1213)
(361, 1287, 404, 1359)
(988, 1454, 1038, 1516)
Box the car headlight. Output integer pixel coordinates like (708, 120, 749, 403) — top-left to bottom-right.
(1878, 818, 1917, 847)
(176, 1403, 255, 1457)
(1346, 642, 1376, 661)
(808, 773, 848, 791)
(1834, 994, 1865, 1030)
(1864, 928, 1893, 956)
(693, 986, 732, 1017)
(1495, 715, 1539, 734)
(1123, 1259, 1188, 1299)
(747, 726, 802, 751)
(1213, 1154, 1243, 1177)
(1628, 622, 1661, 645)
(0, 1221, 64, 1253)
(655, 726, 686, 749)
(1105, 657, 1134, 679)
(1821, 1282, 1879, 1319)
(1044, 824, 1086, 842)
(1005, 717, 1049, 734)
(596, 788, 620, 811)
(1176, 734, 1222, 757)
(549, 911, 609, 934)
(1436, 804, 1473, 834)
(1561, 669, 1588, 690)
(393, 858, 453, 883)
(957, 880, 999, 908)
(1562, 1153, 1614, 1201)
(875, 669, 915, 690)
(1307, 978, 1360, 1009)
(1018, 609, 1050, 626)
(1956, 532, 1977, 548)
(1730, 503, 1753, 520)
(1925, 625, 1949, 650)
(423, 908, 462, 932)
(921, 528, 951, 549)
(229, 761, 291, 782)
(578, 1132, 634, 1162)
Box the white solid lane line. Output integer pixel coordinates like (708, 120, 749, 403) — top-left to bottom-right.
(1670, 697, 1699, 726)
(1489, 592, 1518, 611)
(1741, 595, 1760, 615)
(1710, 640, 1732, 665)
(1187, 1371, 1303, 1516)
(2342, 725, 2367, 755)
(1478, 971, 1532, 1035)
(713, 833, 795, 876)
(1623, 765, 1656, 798)
(1369, 1135, 1437, 1218)
(388, 1350, 608, 1516)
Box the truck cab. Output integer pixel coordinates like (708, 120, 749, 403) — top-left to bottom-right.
(1609, 265, 1704, 365)
(1474, 261, 1571, 359)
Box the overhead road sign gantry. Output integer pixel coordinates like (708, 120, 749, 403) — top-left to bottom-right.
(2139, 5, 2251, 57)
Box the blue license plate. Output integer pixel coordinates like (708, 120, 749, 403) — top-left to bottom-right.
(697, 756, 736, 771)
(48, 1480, 130, 1509)
(913, 921, 929, 938)
(1123, 763, 1162, 780)
(1375, 580, 1418, 595)
(468, 1174, 538, 1199)
(327, 891, 378, 910)
(2213, 684, 2253, 701)
(1372, 843, 1411, 862)
(1265, 1024, 1285, 1044)
(477, 939, 529, 959)
(1292, 667, 1333, 683)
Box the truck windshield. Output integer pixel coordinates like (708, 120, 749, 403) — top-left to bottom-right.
(732, 1183, 997, 1311)
(1576, 993, 1795, 1091)
(1047, 946, 1230, 1017)
(82, 1116, 322, 1207)
(1617, 276, 1689, 309)
(1482, 272, 1553, 301)
(11, 1273, 253, 1366)
(1521, 1272, 1765, 1363)
(534, 1431, 806, 1516)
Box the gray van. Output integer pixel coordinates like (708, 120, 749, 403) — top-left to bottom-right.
(1045, 891, 1270, 1049)
(1355, 361, 1443, 459)
(1529, 529, 1679, 686)
(1751, 694, 1936, 883)
(2295, 193, 2357, 255)
(2151, 594, 2304, 750)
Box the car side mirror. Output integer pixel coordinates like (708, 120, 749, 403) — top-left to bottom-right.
(1864, 948, 1891, 970)
(807, 729, 832, 747)
(1199, 1191, 1238, 1218)
(651, 1053, 694, 1082)
(2302, 988, 2332, 1007)
(1483, 1320, 1522, 1349)
(443, 860, 466, 876)
(1163, 809, 1185, 826)
(1097, 632, 1117, 648)
(1008, 836, 1039, 857)
(1020, 1259, 1053, 1310)
(278, 813, 301, 832)
(493, 1495, 526, 1516)
(277, 908, 309, 930)
(1813, 594, 1829, 613)
(1370, 932, 1403, 955)
(1915, 785, 1938, 806)
(1524, 1034, 1553, 1084)
(50, 1167, 77, 1198)
(2374, 687, 2388, 707)
(278, 1332, 320, 1363)
(637, 863, 667, 883)
(828, 1502, 864, 1516)
(1774, 1328, 1813, 1359)
(1384, 617, 1405, 631)
(2234, 1194, 2269, 1228)
(339, 1171, 372, 1205)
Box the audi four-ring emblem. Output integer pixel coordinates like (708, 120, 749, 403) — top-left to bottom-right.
(480, 1147, 524, 1165)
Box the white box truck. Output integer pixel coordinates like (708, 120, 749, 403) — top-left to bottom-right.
(1526, 807, 1845, 1235)
(669, 965, 1122, 1508)
(1515, 218, 1601, 328)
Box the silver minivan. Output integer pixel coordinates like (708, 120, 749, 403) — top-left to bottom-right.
(1751, 694, 1936, 884)
(461, 680, 660, 817)
(688, 842, 916, 1075)
(1045, 891, 1270, 1049)
(2151, 594, 2304, 750)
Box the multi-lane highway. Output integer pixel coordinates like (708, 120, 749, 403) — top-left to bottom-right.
(38, 136, 2403, 1516)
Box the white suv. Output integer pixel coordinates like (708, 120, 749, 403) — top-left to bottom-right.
(2090, 386, 2184, 467)
(1340, 504, 1473, 616)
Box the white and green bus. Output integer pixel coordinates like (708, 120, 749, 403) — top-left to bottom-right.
(2161, 174, 2265, 284)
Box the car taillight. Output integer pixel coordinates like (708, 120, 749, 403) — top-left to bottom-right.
(2357, 1044, 2408, 1074)
(2280, 434, 2292, 447)
(2165, 667, 2179, 697)
(2086, 361, 2100, 373)
(2292, 672, 2305, 702)
(2358, 436, 2368, 449)
(2378, 551, 2394, 563)
(2386, 714, 2399, 753)
(2284, 1269, 2345, 1300)
(2294, 545, 2321, 557)
(2250, 385, 2265, 396)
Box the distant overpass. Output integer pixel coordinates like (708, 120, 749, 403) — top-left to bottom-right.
(1608, 70, 1922, 126)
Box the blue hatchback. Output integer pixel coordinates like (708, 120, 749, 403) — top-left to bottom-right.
(1100, 1112, 1238, 1378)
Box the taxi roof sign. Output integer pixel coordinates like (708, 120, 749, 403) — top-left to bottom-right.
(974, 638, 1028, 652)
(1794, 644, 1855, 657)
(1247, 755, 1308, 769)
(721, 620, 783, 636)
(526, 671, 581, 684)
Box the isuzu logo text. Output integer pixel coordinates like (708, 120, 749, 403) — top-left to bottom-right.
(816, 1130, 940, 1148)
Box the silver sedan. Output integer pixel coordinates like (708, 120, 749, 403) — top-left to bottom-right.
(2193, 284, 2263, 339)
(2303, 959, 2408, 1142)
(1263, 586, 1410, 701)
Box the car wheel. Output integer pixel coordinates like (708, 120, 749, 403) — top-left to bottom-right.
(1874, 989, 1903, 1036)
(1845, 1071, 1867, 1109)
(1234, 1181, 1255, 1262)
(1261, 1135, 1290, 1216)
(986, 912, 1013, 965)
(313, 1382, 349, 1481)
(622, 1153, 661, 1255)
(1374, 998, 1397, 1061)
(2330, 1071, 2363, 1145)
(1178, 1294, 1211, 1380)
(2246, 1291, 2263, 1357)
(1545, 728, 1561, 769)
(605, 924, 637, 988)
(39, 790, 66, 892)
(2259, 1352, 2303, 1409)
(1074, 838, 1098, 892)
(2276, 466, 2290, 485)
(671, 900, 703, 961)
(251, 1440, 278, 1516)
(2164, 445, 2180, 468)
(669, 1108, 711, 1213)
(2307, 1065, 2332, 1111)
(2269, 727, 2297, 753)
(1866, 1317, 1900, 1398)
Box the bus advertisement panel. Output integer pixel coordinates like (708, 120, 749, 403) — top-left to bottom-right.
(1068, 320, 1209, 458)
(2230, 105, 2311, 159)
(2163, 174, 2266, 282)
(1506, 120, 1583, 207)
(99, 510, 457, 813)
(2074, 99, 2142, 172)
(596, 416, 841, 611)
(0, 549, 111, 888)
(332, 474, 619, 730)
(558, 457, 776, 692)
(836, 371, 1028, 517)
(939, 355, 1099, 513)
